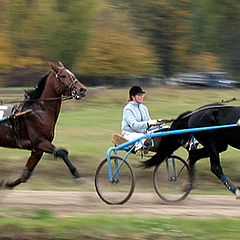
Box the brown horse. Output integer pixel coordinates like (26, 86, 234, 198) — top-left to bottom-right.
(0, 61, 87, 188)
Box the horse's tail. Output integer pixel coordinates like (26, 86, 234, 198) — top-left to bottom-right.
(142, 151, 162, 168)
(142, 134, 182, 168)
(142, 110, 192, 168)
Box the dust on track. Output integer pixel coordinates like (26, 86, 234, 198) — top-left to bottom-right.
(0, 190, 239, 217)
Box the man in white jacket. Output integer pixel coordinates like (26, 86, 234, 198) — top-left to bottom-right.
(121, 86, 158, 151)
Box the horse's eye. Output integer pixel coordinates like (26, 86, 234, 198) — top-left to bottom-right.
(61, 75, 66, 78)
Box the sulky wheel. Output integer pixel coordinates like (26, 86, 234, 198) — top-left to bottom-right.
(95, 156, 135, 205)
(153, 154, 192, 203)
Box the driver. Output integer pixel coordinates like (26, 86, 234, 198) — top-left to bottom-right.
(121, 86, 159, 151)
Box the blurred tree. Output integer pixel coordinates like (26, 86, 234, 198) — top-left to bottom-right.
(0, 33, 13, 72)
(43, 0, 96, 67)
(187, 52, 222, 72)
(191, 0, 240, 77)
(0, 0, 157, 83)
(1, 0, 240, 84)
(112, 0, 192, 76)
(0, 0, 44, 70)
(1, 0, 96, 69)
(74, 2, 158, 76)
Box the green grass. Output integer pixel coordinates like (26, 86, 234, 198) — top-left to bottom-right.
(0, 86, 240, 191)
(1, 87, 240, 239)
(0, 209, 240, 239)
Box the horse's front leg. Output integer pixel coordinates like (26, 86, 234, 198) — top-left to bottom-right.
(54, 147, 81, 178)
(37, 140, 81, 179)
(2, 151, 43, 188)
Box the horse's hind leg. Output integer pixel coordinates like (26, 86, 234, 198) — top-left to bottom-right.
(208, 144, 240, 198)
(189, 147, 210, 186)
(3, 151, 43, 188)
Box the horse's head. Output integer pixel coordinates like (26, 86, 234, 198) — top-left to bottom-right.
(50, 61, 87, 100)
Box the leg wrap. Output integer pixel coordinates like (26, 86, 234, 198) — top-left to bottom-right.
(220, 175, 237, 193)
(54, 148, 69, 159)
(54, 148, 80, 178)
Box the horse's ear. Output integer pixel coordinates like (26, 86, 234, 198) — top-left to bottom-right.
(57, 61, 64, 67)
(49, 61, 58, 73)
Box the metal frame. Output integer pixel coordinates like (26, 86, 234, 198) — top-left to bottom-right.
(106, 123, 238, 182)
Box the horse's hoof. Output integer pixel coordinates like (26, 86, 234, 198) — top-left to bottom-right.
(72, 169, 81, 179)
(183, 183, 193, 192)
(235, 188, 240, 199)
(0, 179, 14, 189)
(0, 179, 6, 188)
(4, 181, 15, 189)
(74, 177, 86, 185)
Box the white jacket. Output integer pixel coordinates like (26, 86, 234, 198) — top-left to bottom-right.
(121, 101, 150, 135)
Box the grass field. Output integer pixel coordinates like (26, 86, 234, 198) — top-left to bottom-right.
(0, 86, 240, 193)
(0, 209, 240, 239)
(1, 86, 240, 239)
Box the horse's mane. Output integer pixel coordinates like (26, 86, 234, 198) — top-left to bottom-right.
(170, 110, 192, 129)
(176, 110, 192, 121)
(25, 72, 50, 101)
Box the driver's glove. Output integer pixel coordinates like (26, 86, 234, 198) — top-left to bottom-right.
(147, 119, 158, 127)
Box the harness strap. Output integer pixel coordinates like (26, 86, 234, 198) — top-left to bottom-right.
(5, 110, 32, 149)
(9, 117, 22, 149)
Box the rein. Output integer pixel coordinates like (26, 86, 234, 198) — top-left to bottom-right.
(0, 96, 73, 105)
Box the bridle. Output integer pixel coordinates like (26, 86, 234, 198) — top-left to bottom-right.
(55, 67, 85, 100)
(0, 66, 86, 106)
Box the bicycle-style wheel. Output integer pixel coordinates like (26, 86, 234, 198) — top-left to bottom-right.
(95, 156, 135, 205)
(153, 154, 192, 202)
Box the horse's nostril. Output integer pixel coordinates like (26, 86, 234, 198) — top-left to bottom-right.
(80, 88, 87, 93)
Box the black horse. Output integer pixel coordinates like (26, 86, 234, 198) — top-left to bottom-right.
(143, 103, 240, 198)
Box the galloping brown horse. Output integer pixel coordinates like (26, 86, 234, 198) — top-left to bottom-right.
(0, 61, 87, 188)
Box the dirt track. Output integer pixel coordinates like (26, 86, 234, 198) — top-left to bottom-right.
(0, 190, 240, 217)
